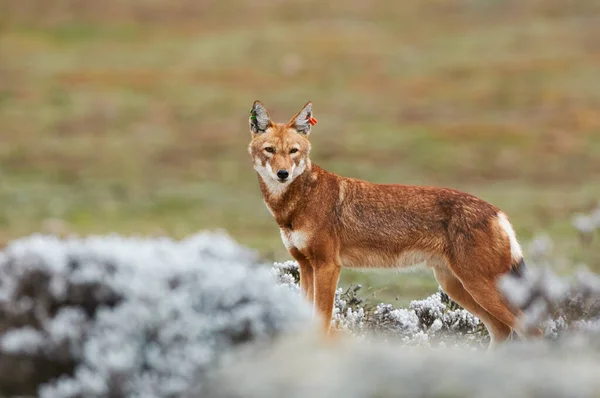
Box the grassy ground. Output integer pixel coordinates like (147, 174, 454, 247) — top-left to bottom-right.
(1, 0, 599, 305)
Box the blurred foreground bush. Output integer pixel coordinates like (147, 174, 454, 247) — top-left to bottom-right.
(0, 232, 312, 397)
(203, 330, 600, 398)
(206, 257, 600, 398)
(0, 229, 599, 397)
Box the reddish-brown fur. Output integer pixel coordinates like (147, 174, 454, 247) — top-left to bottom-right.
(248, 100, 542, 348)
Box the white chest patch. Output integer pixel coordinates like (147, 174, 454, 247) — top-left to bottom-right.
(280, 229, 309, 250)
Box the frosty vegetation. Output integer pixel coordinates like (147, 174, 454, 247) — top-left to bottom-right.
(202, 329, 600, 398)
(272, 261, 487, 348)
(0, 232, 312, 397)
(205, 209, 600, 398)
(571, 201, 600, 245)
(0, 208, 599, 398)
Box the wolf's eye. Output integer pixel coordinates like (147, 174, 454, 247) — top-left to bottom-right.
(290, 148, 299, 154)
(264, 147, 275, 154)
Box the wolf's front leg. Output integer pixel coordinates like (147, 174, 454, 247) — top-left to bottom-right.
(313, 260, 342, 334)
(290, 249, 314, 304)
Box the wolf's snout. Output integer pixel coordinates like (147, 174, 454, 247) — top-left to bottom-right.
(277, 169, 289, 180)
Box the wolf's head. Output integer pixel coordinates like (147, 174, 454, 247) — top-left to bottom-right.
(248, 101, 316, 194)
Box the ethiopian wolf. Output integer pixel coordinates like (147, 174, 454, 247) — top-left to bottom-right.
(247, 100, 542, 348)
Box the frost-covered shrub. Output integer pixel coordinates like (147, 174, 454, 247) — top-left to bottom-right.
(270, 260, 301, 294)
(272, 261, 486, 347)
(1, 217, 599, 398)
(0, 233, 312, 397)
(571, 202, 600, 245)
(499, 266, 600, 339)
(201, 331, 600, 398)
(202, 258, 600, 398)
(497, 223, 600, 340)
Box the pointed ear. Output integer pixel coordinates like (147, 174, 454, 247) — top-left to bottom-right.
(249, 100, 272, 134)
(288, 101, 316, 135)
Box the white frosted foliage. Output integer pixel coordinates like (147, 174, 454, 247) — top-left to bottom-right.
(0, 232, 312, 397)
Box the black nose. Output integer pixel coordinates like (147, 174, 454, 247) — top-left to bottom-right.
(277, 170, 289, 180)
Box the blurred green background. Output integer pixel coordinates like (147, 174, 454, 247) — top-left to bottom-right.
(1, 0, 599, 305)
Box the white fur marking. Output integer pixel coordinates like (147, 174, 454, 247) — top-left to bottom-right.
(254, 159, 306, 197)
(280, 229, 309, 250)
(292, 159, 306, 179)
(254, 162, 290, 196)
(497, 212, 523, 261)
(280, 229, 291, 249)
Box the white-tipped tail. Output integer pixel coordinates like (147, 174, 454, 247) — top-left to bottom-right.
(497, 212, 523, 262)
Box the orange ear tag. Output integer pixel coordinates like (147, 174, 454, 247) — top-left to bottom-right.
(308, 117, 318, 126)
